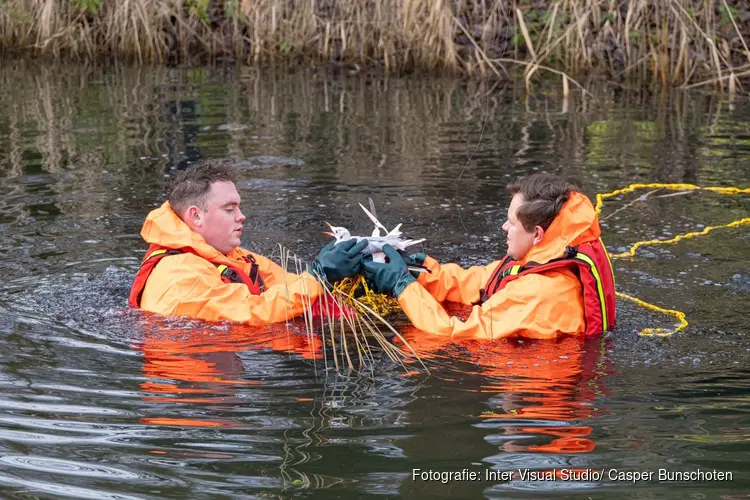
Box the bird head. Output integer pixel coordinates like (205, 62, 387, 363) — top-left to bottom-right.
(323, 223, 351, 243)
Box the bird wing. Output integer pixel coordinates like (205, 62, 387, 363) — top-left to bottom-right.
(398, 238, 426, 248)
(387, 223, 403, 238)
(359, 202, 389, 235)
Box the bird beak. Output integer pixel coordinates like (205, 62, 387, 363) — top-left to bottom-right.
(323, 222, 334, 237)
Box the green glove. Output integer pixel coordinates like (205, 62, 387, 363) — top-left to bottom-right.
(406, 253, 427, 267)
(362, 244, 417, 298)
(309, 239, 369, 284)
(404, 252, 428, 278)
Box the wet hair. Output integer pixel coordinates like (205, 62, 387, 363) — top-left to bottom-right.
(168, 161, 237, 215)
(506, 173, 577, 232)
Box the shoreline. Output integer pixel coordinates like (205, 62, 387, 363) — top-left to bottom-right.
(2, 1, 749, 93)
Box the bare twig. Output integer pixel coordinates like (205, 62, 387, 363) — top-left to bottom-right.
(493, 58, 596, 99)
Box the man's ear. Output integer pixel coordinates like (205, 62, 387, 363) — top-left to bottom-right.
(185, 205, 203, 227)
(533, 225, 545, 245)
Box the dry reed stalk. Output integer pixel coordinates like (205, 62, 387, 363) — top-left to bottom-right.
(514, 7, 537, 91)
(285, 246, 322, 368)
(274, 243, 425, 375)
(37, 0, 60, 50)
(452, 13, 508, 80)
(682, 69, 750, 91)
(624, 0, 634, 67)
(722, 0, 750, 64)
(670, 1, 726, 89)
(494, 57, 594, 99)
(542, 2, 559, 51)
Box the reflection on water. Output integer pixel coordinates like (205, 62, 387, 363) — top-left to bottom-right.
(0, 63, 749, 499)
(137, 319, 324, 427)
(410, 332, 611, 450)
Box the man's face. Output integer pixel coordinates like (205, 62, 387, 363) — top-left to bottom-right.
(501, 193, 537, 260)
(193, 181, 245, 254)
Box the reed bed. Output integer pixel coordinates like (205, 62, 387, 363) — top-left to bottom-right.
(1, 1, 750, 91)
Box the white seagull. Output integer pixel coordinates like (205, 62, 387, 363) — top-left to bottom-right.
(323, 200, 427, 272)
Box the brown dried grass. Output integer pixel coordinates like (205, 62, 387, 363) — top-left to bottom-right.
(2, 1, 750, 91)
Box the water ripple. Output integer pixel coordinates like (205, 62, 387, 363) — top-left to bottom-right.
(1, 65, 749, 500)
(0, 399, 132, 416)
(0, 473, 145, 500)
(0, 455, 141, 480)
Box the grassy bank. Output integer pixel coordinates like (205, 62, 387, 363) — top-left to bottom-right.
(1, 0, 750, 91)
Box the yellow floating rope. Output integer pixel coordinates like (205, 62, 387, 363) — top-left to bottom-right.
(615, 291, 688, 337)
(611, 218, 750, 259)
(597, 183, 749, 337)
(595, 183, 750, 214)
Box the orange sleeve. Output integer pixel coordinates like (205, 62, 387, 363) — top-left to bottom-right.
(398, 268, 586, 340)
(250, 252, 303, 287)
(415, 256, 499, 305)
(140, 253, 323, 325)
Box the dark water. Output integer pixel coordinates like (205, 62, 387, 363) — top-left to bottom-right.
(1, 61, 749, 499)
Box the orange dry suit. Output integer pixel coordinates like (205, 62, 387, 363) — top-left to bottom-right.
(128, 201, 324, 325)
(396, 191, 616, 340)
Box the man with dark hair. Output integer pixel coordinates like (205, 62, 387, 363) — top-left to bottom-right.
(362, 173, 617, 339)
(129, 161, 366, 324)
